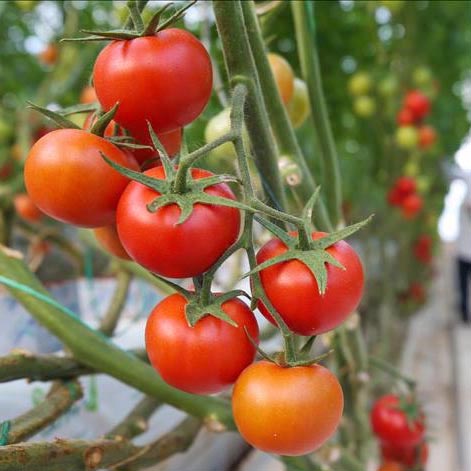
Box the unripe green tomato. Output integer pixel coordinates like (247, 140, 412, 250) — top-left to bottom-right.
(380, 0, 404, 14)
(353, 96, 376, 118)
(205, 108, 237, 161)
(413, 67, 432, 87)
(348, 72, 372, 96)
(287, 78, 310, 129)
(396, 126, 418, 150)
(378, 76, 398, 97)
(404, 160, 419, 177)
(417, 176, 430, 193)
(0, 119, 13, 141)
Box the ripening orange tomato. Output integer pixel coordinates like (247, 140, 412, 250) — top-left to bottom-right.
(14, 193, 43, 223)
(93, 225, 130, 260)
(268, 53, 295, 104)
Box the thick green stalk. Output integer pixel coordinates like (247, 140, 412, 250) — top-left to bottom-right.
(240, 0, 332, 231)
(0, 249, 234, 429)
(213, 0, 286, 211)
(291, 2, 342, 227)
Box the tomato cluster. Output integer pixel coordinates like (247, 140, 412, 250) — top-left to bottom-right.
(387, 176, 423, 220)
(371, 394, 428, 470)
(21, 10, 366, 460)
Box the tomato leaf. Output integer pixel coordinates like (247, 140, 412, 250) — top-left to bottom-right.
(27, 102, 81, 130)
(311, 215, 373, 250)
(100, 152, 168, 193)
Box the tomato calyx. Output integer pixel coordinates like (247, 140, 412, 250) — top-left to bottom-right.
(65, 1, 196, 43)
(185, 290, 250, 328)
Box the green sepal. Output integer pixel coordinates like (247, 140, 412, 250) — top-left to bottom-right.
(90, 102, 119, 137)
(254, 214, 296, 248)
(27, 102, 81, 129)
(59, 103, 98, 116)
(151, 274, 192, 297)
(146, 121, 175, 179)
(288, 349, 334, 367)
(141, 2, 173, 36)
(110, 141, 153, 151)
(100, 152, 169, 193)
(243, 326, 275, 363)
(191, 174, 241, 191)
(311, 215, 374, 250)
(185, 290, 248, 328)
(299, 335, 317, 356)
(79, 29, 140, 40)
(302, 187, 321, 223)
(155, 0, 197, 33)
(243, 248, 344, 295)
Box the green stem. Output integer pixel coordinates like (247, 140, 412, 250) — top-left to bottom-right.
(0, 249, 234, 430)
(370, 356, 416, 390)
(240, 0, 332, 231)
(214, 0, 286, 211)
(291, 2, 342, 227)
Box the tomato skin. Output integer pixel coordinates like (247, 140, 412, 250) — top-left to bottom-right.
(232, 361, 344, 456)
(395, 176, 417, 196)
(404, 90, 431, 121)
(117, 166, 241, 278)
(94, 225, 130, 260)
(14, 193, 43, 223)
(38, 43, 58, 66)
(80, 86, 97, 104)
(418, 125, 437, 149)
(396, 108, 415, 126)
(377, 462, 404, 471)
(381, 442, 428, 467)
(401, 194, 423, 219)
(395, 126, 418, 150)
(25, 129, 139, 228)
(287, 78, 310, 128)
(413, 235, 432, 264)
(353, 96, 376, 118)
(145, 293, 259, 394)
(256, 232, 364, 335)
(371, 395, 425, 448)
(268, 53, 295, 105)
(93, 29, 212, 134)
(348, 72, 372, 96)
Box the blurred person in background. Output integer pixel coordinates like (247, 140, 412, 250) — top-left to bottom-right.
(456, 170, 471, 324)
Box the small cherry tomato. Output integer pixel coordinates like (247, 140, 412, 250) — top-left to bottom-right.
(348, 72, 372, 96)
(80, 86, 97, 104)
(401, 194, 423, 219)
(396, 108, 415, 126)
(117, 166, 241, 278)
(25, 129, 139, 227)
(418, 125, 437, 150)
(353, 96, 376, 118)
(268, 53, 295, 105)
(404, 90, 431, 121)
(287, 78, 310, 128)
(381, 441, 428, 467)
(38, 44, 58, 66)
(256, 232, 364, 335)
(13, 193, 43, 223)
(395, 176, 417, 197)
(232, 361, 344, 456)
(93, 29, 212, 134)
(94, 225, 130, 260)
(395, 126, 418, 150)
(145, 293, 259, 394)
(371, 394, 425, 448)
(413, 235, 432, 264)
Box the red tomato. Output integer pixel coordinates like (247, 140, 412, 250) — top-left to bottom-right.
(396, 108, 415, 126)
(94, 225, 130, 260)
(377, 463, 404, 471)
(24, 129, 139, 227)
(387, 187, 403, 207)
(418, 125, 437, 149)
(117, 166, 241, 278)
(404, 90, 431, 121)
(371, 395, 425, 448)
(145, 293, 259, 394)
(256, 232, 364, 335)
(232, 361, 344, 456)
(381, 442, 428, 467)
(13, 193, 43, 223)
(395, 176, 417, 197)
(93, 29, 212, 134)
(413, 235, 432, 264)
(401, 194, 423, 219)
(38, 43, 58, 66)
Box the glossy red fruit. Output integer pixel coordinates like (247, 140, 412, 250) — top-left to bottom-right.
(117, 166, 241, 278)
(401, 194, 423, 219)
(395, 176, 417, 197)
(256, 232, 364, 335)
(145, 293, 259, 394)
(396, 108, 415, 126)
(381, 441, 429, 467)
(25, 129, 139, 227)
(93, 29, 212, 134)
(404, 90, 431, 121)
(418, 125, 437, 150)
(371, 395, 425, 448)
